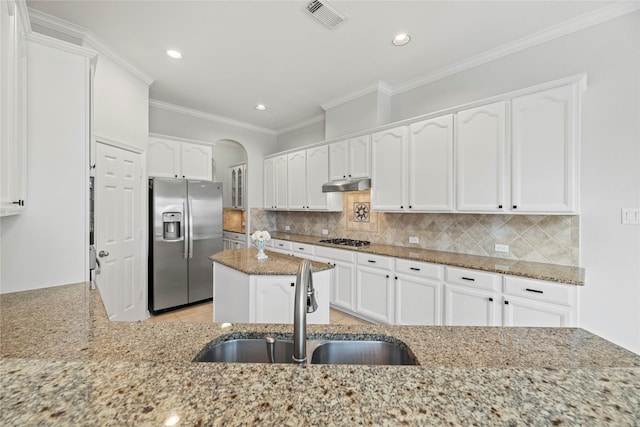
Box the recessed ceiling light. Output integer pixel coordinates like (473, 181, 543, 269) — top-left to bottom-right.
(255, 104, 267, 111)
(166, 50, 183, 59)
(392, 33, 411, 46)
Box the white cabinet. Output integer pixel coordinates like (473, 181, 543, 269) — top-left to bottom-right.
(328, 135, 371, 181)
(371, 126, 408, 211)
(269, 238, 292, 255)
(291, 242, 315, 260)
(456, 101, 507, 212)
(287, 146, 341, 211)
(316, 246, 356, 312)
(408, 115, 455, 211)
(502, 276, 577, 327)
(1, 0, 28, 216)
(356, 253, 395, 324)
(229, 163, 245, 209)
(395, 259, 444, 325)
(263, 155, 288, 210)
(223, 231, 246, 250)
(444, 267, 502, 326)
(148, 138, 212, 180)
(511, 84, 579, 213)
(253, 276, 297, 323)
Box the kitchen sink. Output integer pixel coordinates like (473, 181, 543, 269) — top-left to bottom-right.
(193, 333, 418, 366)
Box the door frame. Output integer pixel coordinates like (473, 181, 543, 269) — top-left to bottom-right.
(93, 134, 148, 320)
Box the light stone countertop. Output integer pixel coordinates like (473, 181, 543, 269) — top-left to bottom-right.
(269, 232, 585, 285)
(2, 283, 639, 425)
(210, 247, 334, 275)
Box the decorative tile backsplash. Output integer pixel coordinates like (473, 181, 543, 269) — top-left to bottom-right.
(250, 190, 579, 266)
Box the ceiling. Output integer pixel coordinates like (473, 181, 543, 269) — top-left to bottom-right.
(26, 1, 616, 133)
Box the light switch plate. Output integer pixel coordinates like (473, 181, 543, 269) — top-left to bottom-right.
(622, 208, 640, 224)
(322, 229, 329, 235)
(495, 244, 509, 253)
(285, 225, 291, 231)
(409, 236, 419, 244)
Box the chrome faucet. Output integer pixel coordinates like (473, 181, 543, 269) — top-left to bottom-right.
(292, 259, 318, 363)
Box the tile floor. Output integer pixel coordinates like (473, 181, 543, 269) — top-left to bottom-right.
(146, 301, 371, 326)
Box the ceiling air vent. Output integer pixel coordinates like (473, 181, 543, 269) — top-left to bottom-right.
(306, 0, 347, 28)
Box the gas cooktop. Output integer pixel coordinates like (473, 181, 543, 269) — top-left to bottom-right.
(319, 238, 371, 247)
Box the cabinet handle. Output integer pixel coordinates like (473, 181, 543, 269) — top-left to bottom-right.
(348, 174, 352, 177)
(525, 288, 543, 294)
(504, 300, 509, 305)
(290, 283, 295, 287)
(498, 205, 502, 209)
(409, 267, 420, 271)
(400, 205, 404, 209)
(394, 276, 398, 280)
(298, 247, 304, 251)
(489, 297, 493, 302)
(367, 260, 377, 264)
(409, 205, 412, 209)
(386, 275, 389, 278)
(513, 205, 517, 209)
(461, 277, 475, 282)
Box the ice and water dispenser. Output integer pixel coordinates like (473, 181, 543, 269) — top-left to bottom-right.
(162, 212, 183, 241)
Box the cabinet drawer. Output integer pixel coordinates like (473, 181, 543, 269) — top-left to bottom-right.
(445, 267, 500, 291)
(315, 245, 355, 263)
(270, 239, 292, 250)
(395, 259, 443, 280)
(292, 243, 315, 256)
(228, 232, 245, 242)
(357, 253, 393, 270)
(503, 276, 576, 306)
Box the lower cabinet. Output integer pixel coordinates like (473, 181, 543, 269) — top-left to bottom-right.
(223, 231, 246, 250)
(269, 239, 293, 255)
(356, 253, 394, 324)
(444, 284, 501, 326)
(315, 246, 356, 312)
(253, 276, 296, 323)
(395, 259, 444, 325)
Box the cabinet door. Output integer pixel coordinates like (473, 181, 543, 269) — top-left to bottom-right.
(511, 84, 578, 213)
(264, 158, 276, 209)
(236, 165, 244, 209)
(332, 261, 356, 312)
(230, 168, 237, 207)
(444, 284, 501, 326)
(181, 142, 212, 180)
(408, 115, 454, 211)
(356, 265, 394, 324)
(254, 276, 295, 323)
(503, 296, 575, 327)
(275, 155, 288, 209)
(306, 145, 338, 211)
(371, 126, 407, 211)
(287, 150, 307, 209)
(396, 274, 442, 325)
(348, 135, 371, 179)
(328, 140, 348, 181)
(148, 138, 181, 178)
(456, 101, 507, 212)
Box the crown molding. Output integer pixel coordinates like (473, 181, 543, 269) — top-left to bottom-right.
(16, 1, 32, 34)
(391, 1, 640, 96)
(149, 132, 215, 147)
(276, 114, 325, 135)
(149, 99, 278, 136)
(26, 31, 98, 59)
(27, 8, 154, 85)
(321, 80, 392, 111)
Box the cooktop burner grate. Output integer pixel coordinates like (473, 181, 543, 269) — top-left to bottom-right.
(319, 238, 371, 247)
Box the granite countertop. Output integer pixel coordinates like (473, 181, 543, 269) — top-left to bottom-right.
(269, 232, 585, 285)
(2, 283, 640, 425)
(210, 247, 334, 275)
(223, 228, 245, 234)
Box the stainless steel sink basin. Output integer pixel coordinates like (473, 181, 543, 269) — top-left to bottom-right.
(310, 339, 417, 365)
(194, 333, 418, 366)
(194, 338, 295, 364)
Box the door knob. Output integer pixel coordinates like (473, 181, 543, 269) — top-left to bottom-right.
(98, 250, 110, 257)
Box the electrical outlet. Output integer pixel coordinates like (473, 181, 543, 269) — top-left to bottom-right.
(622, 208, 640, 224)
(495, 244, 509, 253)
(322, 229, 329, 235)
(409, 236, 419, 244)
(284, 225, 291, 231)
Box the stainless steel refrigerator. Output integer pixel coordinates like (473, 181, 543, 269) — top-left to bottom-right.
(148, 178, 223, 313)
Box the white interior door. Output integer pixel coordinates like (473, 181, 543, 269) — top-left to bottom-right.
(95, 142, 143, 321)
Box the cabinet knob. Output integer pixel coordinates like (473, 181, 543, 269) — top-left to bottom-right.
(348, 174, 352, 177)
(498, 205, 502, 209)
(504, 300, 509, 305)
(400, 205, 403, 209)
(513, 205, 517, 209)
(409, 205, 412, 209)
(343, 175, 346, 178)
(386, 275, 389, 278)
(290, 283, 295, 287)
(489, 297, 493, 302)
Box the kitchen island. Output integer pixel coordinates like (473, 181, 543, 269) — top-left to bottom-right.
(210, 248, 332, 324)
(1, 283, 639, 425)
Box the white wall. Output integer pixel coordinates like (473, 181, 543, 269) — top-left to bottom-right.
(0, 40, 90, 293)
(325, 91, 390, 139)
(276, 120, 325, 152)
(149, 105, 278, 230)
(92, 54, 149, 150)
(390, 13, 640, 353)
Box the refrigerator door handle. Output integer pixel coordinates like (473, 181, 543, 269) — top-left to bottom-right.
(188, 197, 194, 258)
(183, 201, 188, 259)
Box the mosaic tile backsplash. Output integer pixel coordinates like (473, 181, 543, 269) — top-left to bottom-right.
(251, 190, 579, 266)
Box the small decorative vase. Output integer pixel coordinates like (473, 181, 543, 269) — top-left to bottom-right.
(255, 240, 268, 260)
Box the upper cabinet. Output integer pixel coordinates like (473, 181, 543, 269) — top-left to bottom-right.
(328, 135, 371, 181)
(511, 85, 578, 213)
(229, 163, 245, 210)
(287, 145, 341, 211)
(148, 137, 212, 181)
(371, 126, 407, 211)
(456, 101, 507, 212)
(1, 0, 28, 216)
(263, 154, 288, 210)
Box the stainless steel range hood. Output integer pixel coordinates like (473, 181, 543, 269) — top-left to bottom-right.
(322, 178, 371, 193)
